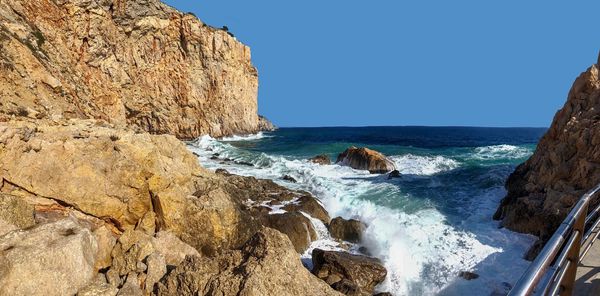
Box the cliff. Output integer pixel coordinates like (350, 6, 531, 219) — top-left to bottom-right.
(494, 55, 600, 258)
(0, 0, 270, 139)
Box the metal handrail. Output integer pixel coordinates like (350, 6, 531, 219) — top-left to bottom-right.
(508, 183, 600, 296)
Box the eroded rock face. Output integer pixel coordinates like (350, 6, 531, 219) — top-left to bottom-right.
(263, 212, 317, 253)
(336, 147, 396, 174)
(328, 217, 365, 243)
(312, 249, 387, 296)
(0, 0, 266, 139)
(156, 228, 342, 296)
(494, 59, 600, 257)
(0, 217, 98, 296)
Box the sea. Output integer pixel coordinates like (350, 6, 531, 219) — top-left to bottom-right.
(187, 126, 547, 296)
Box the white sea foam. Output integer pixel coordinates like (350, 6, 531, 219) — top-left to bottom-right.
(218, 131, 272, 141)
(389, 154, 460, 175)
(187, 137, 535, 295)
(470, 144, 532, 161)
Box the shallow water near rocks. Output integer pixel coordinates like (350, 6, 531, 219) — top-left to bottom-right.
(187, 126, 546, 295)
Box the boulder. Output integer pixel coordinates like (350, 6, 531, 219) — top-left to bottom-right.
(387, 170, 402, 179)
(0, 218, 98, 296)
(312, 249, 387, 295)
(153, 231, 201, 266)
(282, 174, 298, 183)
(328, 217, 366, 243)
(310, 154, 332, 165)
(336, 147, 396, 174)
(283, 194, 331, 224)
(458, 271, 479, 280)
(156, 228, 341, 296)
(263, 212, 317, 253)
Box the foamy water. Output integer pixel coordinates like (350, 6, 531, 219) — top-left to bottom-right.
(187, 133, 537, 295)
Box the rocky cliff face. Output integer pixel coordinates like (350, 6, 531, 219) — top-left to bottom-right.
(0, 0, 268, 139)
(494, 56, 600, 257)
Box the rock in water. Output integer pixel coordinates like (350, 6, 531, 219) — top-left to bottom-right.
(282, 174, 298, 183)
(494, 57, 600, 258)
(387, 169, 402, 179)
(312, 248, 387, 295)
(156, 228, 341, 296)
(0, 218, 97, 296)
(263, 212, 317, 253)
(328, 217, 366, 243)
(0, 0, 266, 139)
(310, 154, 332, 165)
(258, 115, 277, 131)
(336, 146, 396, 174)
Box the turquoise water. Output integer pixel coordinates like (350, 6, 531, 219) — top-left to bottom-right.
(187, 126, 546, 295)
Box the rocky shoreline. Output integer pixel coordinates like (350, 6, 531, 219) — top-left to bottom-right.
(0, 118, 394, 295)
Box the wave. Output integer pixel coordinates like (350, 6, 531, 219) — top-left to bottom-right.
(218, 131, 272, 141)
(187, 137, 535, 295)
(389, 154, 460, 175)
(469, 144, 532, 161)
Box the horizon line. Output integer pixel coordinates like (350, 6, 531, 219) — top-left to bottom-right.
(272, 124, 549, 129)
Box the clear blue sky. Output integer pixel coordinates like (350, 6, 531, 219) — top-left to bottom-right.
(164, 1, 599, 128)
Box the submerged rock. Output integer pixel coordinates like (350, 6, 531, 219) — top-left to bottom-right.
(0, 218, 97, 296)
(312, 249, 387, 295)
(328, 217, 366, 243)
(458, 271, 479, 280)
(336, 146, 396, 174)
(494, 58, 600, 258)
(282, 174, 298, 183)
(156, 228, 340, 296)
(310, 154, 332, 165)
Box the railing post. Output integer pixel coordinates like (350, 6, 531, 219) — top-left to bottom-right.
(561, 203, 587, 296)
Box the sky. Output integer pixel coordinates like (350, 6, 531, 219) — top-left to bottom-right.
(164, 1, 600, 128)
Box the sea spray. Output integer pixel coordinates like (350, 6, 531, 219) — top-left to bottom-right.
(187, 128, 539, 295)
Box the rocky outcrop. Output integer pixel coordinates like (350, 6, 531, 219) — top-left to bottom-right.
(0, 0, 268, 139)
(0, 217, 98, 296)
(156, 228, 341, 296)
(310, 154, 332, 165)
(328, 217, 365, 243)
(494, 57, 600, 257)
(258, 115, 277, 132)
(312, 248, 387, 296)
(0, 119, 261, 254)
(262, 212, 317, 253)
(336, 147, 396, 174)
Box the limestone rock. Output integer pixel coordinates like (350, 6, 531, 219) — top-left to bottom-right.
(328, 217, 366, 243)
(258, 115, 277, 132)
(494, 58, 600, 258)
(145, 252, 167, 292)
(312, 249, 387, 295)
(0, 0, 266, 139)
(263, 212, 317, 253)
(0, 193, 35, 229)
(336, 147, 396, 174)
(156, 228, 341, 296)
(0, 218, 16, 236)
(0, 217, 98, 296)
(310, 154, 332, 165)
(152, 231, 200, 266)
(0, 119, 260, 254)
